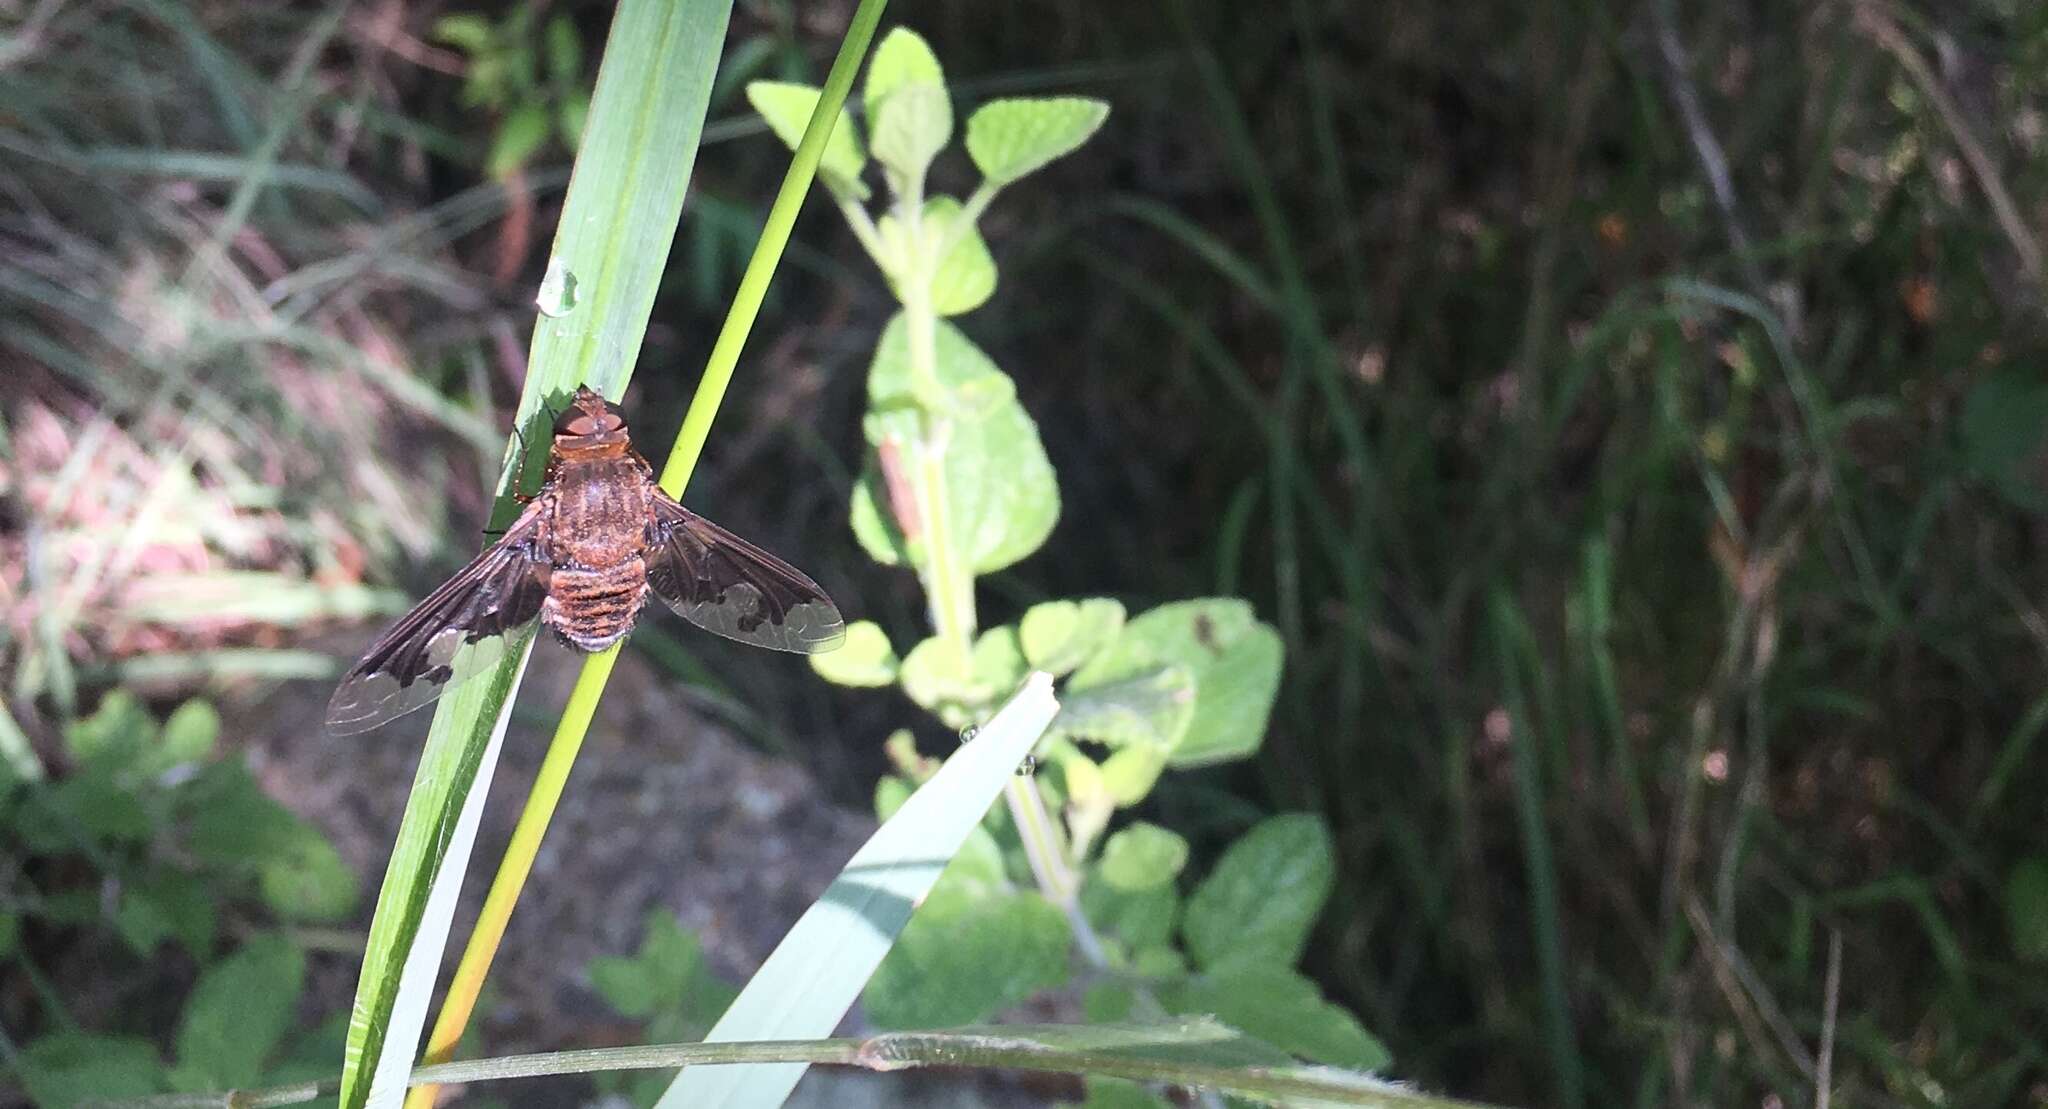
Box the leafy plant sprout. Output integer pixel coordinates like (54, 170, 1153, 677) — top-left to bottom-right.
(753, 26, 1383, 1091)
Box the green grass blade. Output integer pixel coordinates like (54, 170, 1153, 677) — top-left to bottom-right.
(405, 1, 881, 1093)
(337, 3, 735, 1107)
(655, 672, 1061, 1108)
(357, 637, 534, 1104)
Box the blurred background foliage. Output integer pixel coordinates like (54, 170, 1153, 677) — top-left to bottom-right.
(4, 0, 2048, 1106)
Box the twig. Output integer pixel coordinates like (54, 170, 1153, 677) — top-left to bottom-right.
(1684, 895, 1817, 1084)
(1649, 0, 1798, 338)
(1853, 2, 2046, 295)
(1816, 929, 1842, 1109)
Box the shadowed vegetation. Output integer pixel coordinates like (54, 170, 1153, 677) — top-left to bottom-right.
(4, 0, 2048, 1106)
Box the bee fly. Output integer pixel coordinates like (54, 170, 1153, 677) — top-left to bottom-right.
(325, 386, 846, 734)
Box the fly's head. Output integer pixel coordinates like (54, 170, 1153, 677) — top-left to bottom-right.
(551, 386, 632, 459)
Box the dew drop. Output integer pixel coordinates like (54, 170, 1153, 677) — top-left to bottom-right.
(1015, 754, 1037, 777)
(536, 259, 579, 317)
(958, 724, 979, 744)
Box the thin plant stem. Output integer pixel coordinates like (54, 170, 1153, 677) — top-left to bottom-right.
(107, 1027, 1501, 1109)
(405, 5, 889, 1103)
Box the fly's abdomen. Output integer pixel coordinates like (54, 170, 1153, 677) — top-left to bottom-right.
(544, 558, 648, 652)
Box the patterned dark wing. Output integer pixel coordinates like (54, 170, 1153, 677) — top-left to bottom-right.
(644, 492, 846, 654)
(324, 502, 552, 735)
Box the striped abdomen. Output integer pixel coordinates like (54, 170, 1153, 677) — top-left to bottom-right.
(543, 558, 648, 652)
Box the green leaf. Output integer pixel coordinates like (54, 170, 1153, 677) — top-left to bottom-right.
(140, 872, 218, 954)
(972, 624, 1029, 700)
(1083, 981, 1138, 1023)
(1182, 814, 1335, 970)
(544, 14, 583, 88)
(182, 760, 311, 867)
(558, 91, 590, 146)
(864, 887, 1072, 1028)
(898, 627, 1031, 721)
(260, 828, 359, 922)
(148, 699, 219, 773)
(266, 1012, 352, 1087)
(809, 619, 899, 687)
(869, 82, 951, 182)
(1082, 877, 1179, 952)
(18, 1034, 162, 1108)
(64, 689, 153, 769)
(1163, 963, 1391, 1071)
(875, 772, 914, 821)
(854, 316, 1059, 575)
(1098, 822, 1190, 891)
(1098, 745, 1167, 806)
(1021, 598, 1126, 676)
(966, 97, 1109, 186)
(1961, 371, 2048, 511)
(745, 81, 869, 199)
(1070, 599, 1283, 766)
(1131, 945, 1186, 979)
(899, 635, 976, 713)
(1055, 742, 1106, 806)
(172, 935, 306, 1090)
(1069, 1075, 1174, 1109)
(847, 425, 916, 568)
(2007, 856, 2048, 961)
(876, 195, 994, 314)
(116, 889, 176, 954)
(862, 26, 945, 121)
(927, 200, 997, 315)
(22, 774, 149, 848)
(430, 13, 496, 55)
(488, 102, 553, 178)
(1046, 665, 1196, 752)
(590, 911, 713, 1019)
(945, 823, 1011, 891)
(865, 310, 1016, 414)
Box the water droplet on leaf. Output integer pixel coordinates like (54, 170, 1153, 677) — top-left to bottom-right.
(1015, 754, 1037, 776)
(536, 259, 579, 317)
(958, 724, 979, 744)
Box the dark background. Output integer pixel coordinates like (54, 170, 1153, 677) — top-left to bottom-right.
(5, 0, 2048, 1105)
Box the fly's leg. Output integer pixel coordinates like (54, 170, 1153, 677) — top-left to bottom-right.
(484, 426, 537, 540)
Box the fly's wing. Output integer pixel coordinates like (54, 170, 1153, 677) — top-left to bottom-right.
(644, 493, 846, 653)
(324, 504, 552, 735)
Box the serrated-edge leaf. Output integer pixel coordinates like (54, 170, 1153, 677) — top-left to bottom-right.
(869, 81, 952, 181)
(965, 97, 1109, 186)
(744, 81, 869, 199)
(1182, 814, 1334, 972)
(175, 934, 306, 1089)
(862, 26, 945, 120)
(655, 673, 1060, 1108)
(1098, 822, 1190, 891)
(809, 619, 899, 687)
(924, 195, 996, 315)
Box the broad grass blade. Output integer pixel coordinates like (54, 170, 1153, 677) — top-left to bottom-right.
(337, 2, 735, 1105)
(655, 672, 1061, 1108)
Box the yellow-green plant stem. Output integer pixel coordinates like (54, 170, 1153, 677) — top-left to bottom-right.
(405, 3, 889, 1103)
(895, 280, 1103, 972)
(408, 646, 620, 1106)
